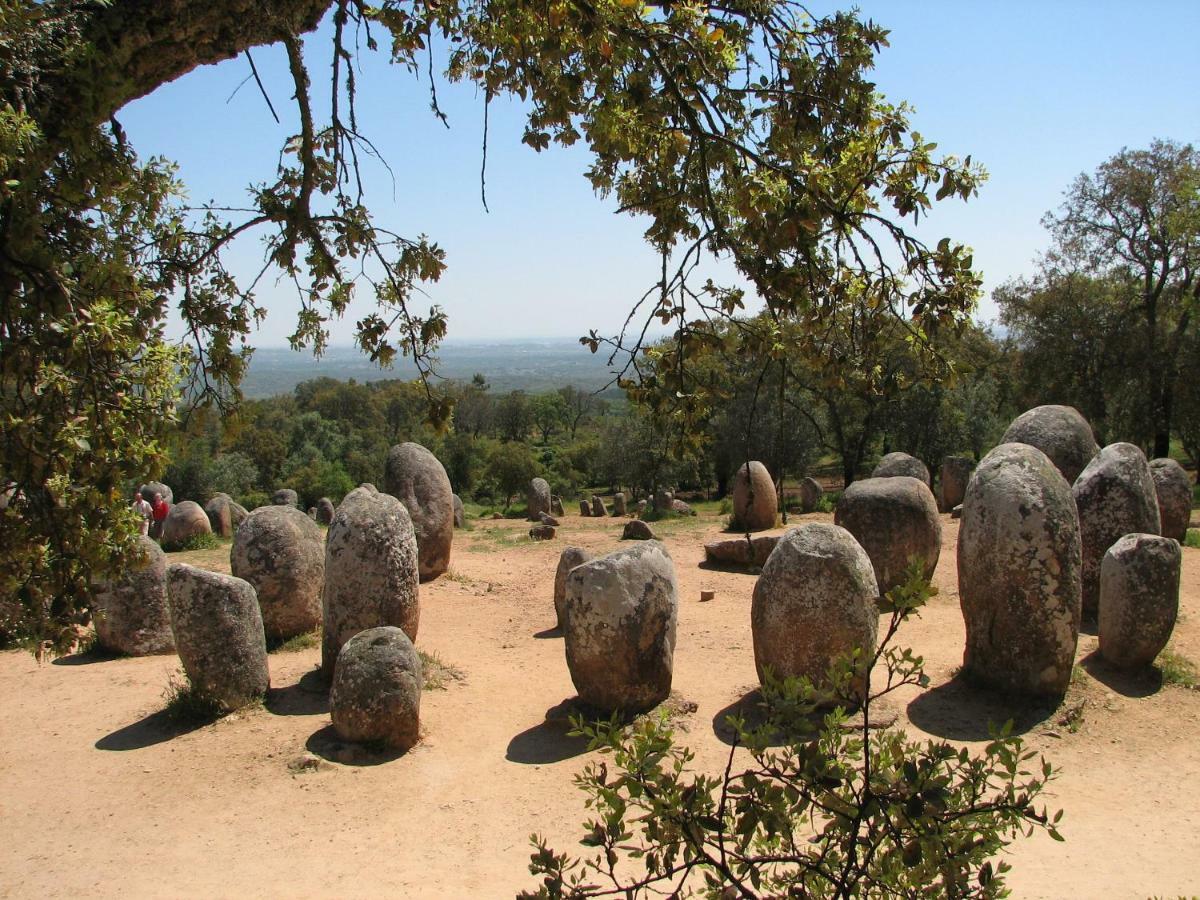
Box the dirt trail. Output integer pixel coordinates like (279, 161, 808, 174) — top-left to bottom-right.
(1, 511, 1197, 898)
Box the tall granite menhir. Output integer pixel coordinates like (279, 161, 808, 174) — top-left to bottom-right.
(384, 442, 454, 581)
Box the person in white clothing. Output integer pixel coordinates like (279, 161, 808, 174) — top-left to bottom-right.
(131, 491, 153, 536)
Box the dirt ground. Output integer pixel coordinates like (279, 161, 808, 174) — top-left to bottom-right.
(1, 509, 1198, 898)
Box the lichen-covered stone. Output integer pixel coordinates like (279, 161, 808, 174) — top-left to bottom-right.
(798, 477, 823, 513)
(703, 535, 780, 567)
(1074, 443, 1161, 618)
(834, 476, 941, 597)
(92, 535, 174, 656)
(730, 461, 776, 531)
(451, 494, 465, 528)
(751, 524, 878, 700)
(591, 495, 608, 517)
(872, 452, 931, 486)
(1001, 405, 1099, 485)
(321, 485, 420, 677)
(1149, 457, 1192, 543)
(563, 542, 678, 713)
(204, 493, 247, 538)
(622, 519, 657, 541)
(272, 488, 298, 508)
(383, 442, 454, 582)
(166, 564, 269, 711)
(654, 491, 674, 513)
(330, 626, 422, 752)
(958, 443, 1082, 697)
(527, 477, 552, 521)
(316, 497, 336, 526)
(161, 500, 212, 548)
(612, 493, 627, 516)
(1098, 533, 1181, 670)
(553, 547, 593, 629)
(579, 500, 591, 517)
(939, 456, 974, 513)
(231, 505, 325, 640)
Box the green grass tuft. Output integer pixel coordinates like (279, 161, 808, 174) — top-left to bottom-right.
(161, 670, 226, 724)
(419, 649, 465, 690)
(270, 629, 320, 653)
(1156, 648, 1198, 689)
(163, 531, 224, 553)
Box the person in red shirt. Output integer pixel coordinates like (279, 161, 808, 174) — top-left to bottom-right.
(150, 492, 169, 540)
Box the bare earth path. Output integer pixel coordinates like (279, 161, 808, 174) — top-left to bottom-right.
(1, 511, 1197, 898)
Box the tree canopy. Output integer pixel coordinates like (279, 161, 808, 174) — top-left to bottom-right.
(1, 0, 984, 642)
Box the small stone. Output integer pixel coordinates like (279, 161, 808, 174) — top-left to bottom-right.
(161, 500, 212, 548)
(622, 520, 657, 541)
(699, 590, 715, 602)
(612, 492, 627, 516)
(529, 524, 557, 541)
(579, 500, 591, 517)
(538, 511, 560, 527)
(590, 495, 608, 517)
(704, 535, 779, 567)
(1149, 457, 1192, 543)
(330, 626, 422, 752)
(1098, 533, 1181, 670)
(451, 494, 464, 528)
(872, 452, 930, 486)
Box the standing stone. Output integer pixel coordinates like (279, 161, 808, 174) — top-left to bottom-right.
(636, 499, 648, 516)
(1149, 457, 1192, 543)
(1073, 443, 1161, 618)
(798, 477, 824, 513)
(704, 535, 779, 567)
(139, 481, 173, 505)
(834, 476, 941, 597)
(161, 500, 212, 548)
(321, 485, 420, 677)
(671, 499, 694, 516)
(307, 507, 317, 520)
(451, 494, 465, 528)
(166, 564, 269, 711)
(622, 520, 657, 541)
(231, 505, 325, 641)
(1098, 534, 1181, 670)
(92, 535, 174, 656)
(655, 491, 674, 513)
(939, 456, 974, 513)
(872, 452, 931, 486)
(384, 442, 454, 582)
(529, 524, 557, 541)
(527, 477, 552, 521)
(316, 497, 336, 526)
(272, 488, 298, 508)
(330, 626, 423, 752)
(553, 547, 593, 629)
(731, 461, 777, 531)
(591, 495, 608, 517)
(1001, 405, 1099, 485)
(579, 500, 591, 517)
(551, 496, 565, 517)
(751, 524, 878, 701)
(563, 542, 678, 713)
(612, 492, 627, 516)
(958, 443, 1082, 697)
(204, 493, 247, 538)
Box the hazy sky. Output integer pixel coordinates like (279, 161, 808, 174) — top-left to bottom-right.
(119, 1, 1199, 347)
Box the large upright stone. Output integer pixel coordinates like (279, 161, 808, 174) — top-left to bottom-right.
(591, 495, 608, 517)
(612, 492, 627, 516)
(384, 442, 454, 582)
(272, 488, 298, 508)
(553, 546, 593, 629)
(1098, 533, 1181, 670)
(231, 505, 325, 640)
(834, 476, 941, 597)
(321, 485, 420, 677)
(330, 626, 423, 752)
(166, 564, 269, 711)
(92, 535, 174, 656)
(1001, 405, 1099, 485)
(798, 477, 824, 513)
(205, 493, 247, 538)
(139, 481, 173, 505)
(939, 456, 974, 513)
(161, 500, 212, 548)
(1073, 443, 1161, 618)
(579, 500, 591, 517)
(551, 496, 565, 517)
(731, 461, 776, 531)
(1149, 457, 1192, 543)
(563, 542, 678, 713)
(452, 494, 465, 528)
(751, 524, 878, 700)
(527, 477, 552, 521)
(958, 443, 1082, 697)
(316, 497, 336, 526)
(872, 452, 931, 486)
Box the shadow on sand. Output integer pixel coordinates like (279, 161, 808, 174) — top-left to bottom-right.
(532, 626, 562, 640)
(304, 725, 408, 767)
(505, 698, 595, 764)
(711, 688, 899, 748)
(1079, 650, 1163, 698)
(906, 673, 1059, 741)
(52, 646, 127, 667)
(265, 668, 330, 717)
(95, 707, 216, 751)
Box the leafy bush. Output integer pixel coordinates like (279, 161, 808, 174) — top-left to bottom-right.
(1184, 529, 1200, 550)
(522, 569, 1062, 898)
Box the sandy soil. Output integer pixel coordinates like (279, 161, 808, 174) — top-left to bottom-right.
(1, 510, 1198, 898)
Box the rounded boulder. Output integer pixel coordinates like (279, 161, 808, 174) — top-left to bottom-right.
(315, 497, 336, 526)
(166, 564, 269, 711)
(321, 485, 421, 677)
(798, 477, 823, 513)
(553, 546, 593, 629)
(272, 488, 298, 508)
(1073, 443, 1161, 618)
(1098, 533, 1181, 670)
(330, 626, 423, 752)
(231, 505, 325, 640)
(139, 481, 173, 505)
(92, 535, 174, 656)
(751, 524, 878, 701)
(1001, 404, 1099, 485)
(834, 476, 941, 598)
(731, 461, 776, 531)
(383, 442, 454, 582)
(958, 443, 1082, 697)
(1149, 457, 1191, 543)
(205, 493, 247, 538)
(563, 542, 678, 713)
(622, 519, 657, 541)
(161, 500, 212, 548)
(872, 452, 931, 486)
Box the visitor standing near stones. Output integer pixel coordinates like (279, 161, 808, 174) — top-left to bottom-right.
(150, 492, 169, 540)
(383, 442, 454, 582)
(131, 491, 153, 536)
(958, 443, 1082, 697)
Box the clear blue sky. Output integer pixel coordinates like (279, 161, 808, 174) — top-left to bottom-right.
(118, 1, 1199, 347)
